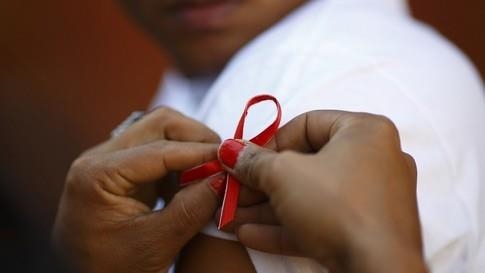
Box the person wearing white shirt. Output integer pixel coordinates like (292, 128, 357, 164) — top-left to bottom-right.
(75, 0, 485, 272)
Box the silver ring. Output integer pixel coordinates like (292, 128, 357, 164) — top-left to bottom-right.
(110, 111, 145, 138)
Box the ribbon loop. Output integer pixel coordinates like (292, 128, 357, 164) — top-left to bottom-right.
(180, 94, 282, 229)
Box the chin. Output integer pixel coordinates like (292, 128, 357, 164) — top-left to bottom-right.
(170, 40, 244, 77)
(176, 55, 230, 77)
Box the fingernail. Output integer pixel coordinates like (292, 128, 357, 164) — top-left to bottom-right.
(209, 175, 226, 199)
(219, 139, 246, 169)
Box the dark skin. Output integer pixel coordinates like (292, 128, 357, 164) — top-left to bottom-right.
(54, 1, 427, 272)
(118, 0, 307, 76)
(220, 111, 427, 273)
(53, 109, 428, 273)
(116, 1, 308, 271)
(53, 107, 222, 273)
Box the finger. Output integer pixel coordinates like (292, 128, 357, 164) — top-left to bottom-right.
(218, 139, 301, 194)
(264, 110, 347, 152)
(238, 185, 267, 206)
(402, 152, 418, 184)
(219, 203, 279, 232)
(85, 107, 221, 155)
(238, 224, 341, 272)
(145, 177, 221, 253)
(237, 224, 302, 257)
(70, 141, 218, 196)
(128, 107, 221, 143)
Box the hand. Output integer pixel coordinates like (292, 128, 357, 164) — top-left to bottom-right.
(83, 106, 220, 155)
(82, 107, 221, 206)
(53, 107, 222, 273)
(218, 111, 427, 273)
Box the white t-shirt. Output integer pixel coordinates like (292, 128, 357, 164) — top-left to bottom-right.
(151, 0, 485, 272)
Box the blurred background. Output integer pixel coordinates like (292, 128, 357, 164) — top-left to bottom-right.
(0, 0, 484, 266)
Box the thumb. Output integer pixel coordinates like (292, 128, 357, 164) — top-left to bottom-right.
(218, 139, 284, 194)
(146, 176, 221, 252)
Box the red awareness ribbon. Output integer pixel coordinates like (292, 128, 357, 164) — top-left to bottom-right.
(179, 94, 282, 229)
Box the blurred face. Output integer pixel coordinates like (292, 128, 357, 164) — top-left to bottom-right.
(120, 0, 306, 76)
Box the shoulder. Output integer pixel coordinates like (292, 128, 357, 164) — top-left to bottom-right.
(218, 1, 485, 136)
(208, 4, 485, 268)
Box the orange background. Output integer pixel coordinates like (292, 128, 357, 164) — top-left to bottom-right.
(1, 0, 484, 231)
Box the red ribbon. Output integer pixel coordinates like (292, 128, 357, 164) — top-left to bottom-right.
(179, 94, 282, 229)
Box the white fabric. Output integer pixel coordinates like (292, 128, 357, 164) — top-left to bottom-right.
(151, 0, 485, 272)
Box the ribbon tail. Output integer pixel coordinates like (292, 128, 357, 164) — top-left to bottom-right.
(218, 174, 240, 229)
(179, 160, 224, 187)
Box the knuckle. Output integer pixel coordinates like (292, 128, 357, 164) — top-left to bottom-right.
(403, 152, 417, 168)
(148, 107, 188, 140)
(369, 115, 399, 138)
(374, 113, 396, 127)
(351, 113, 400, 145)
(149, 107, 218, 143)
(150, 106, 176, 119)
(67, 156, 96, 185)
(66, 155, 119, 195)
(402, 152, 418, 179)
(149, 106, 183, 126)
(66, 156, 98, 195)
